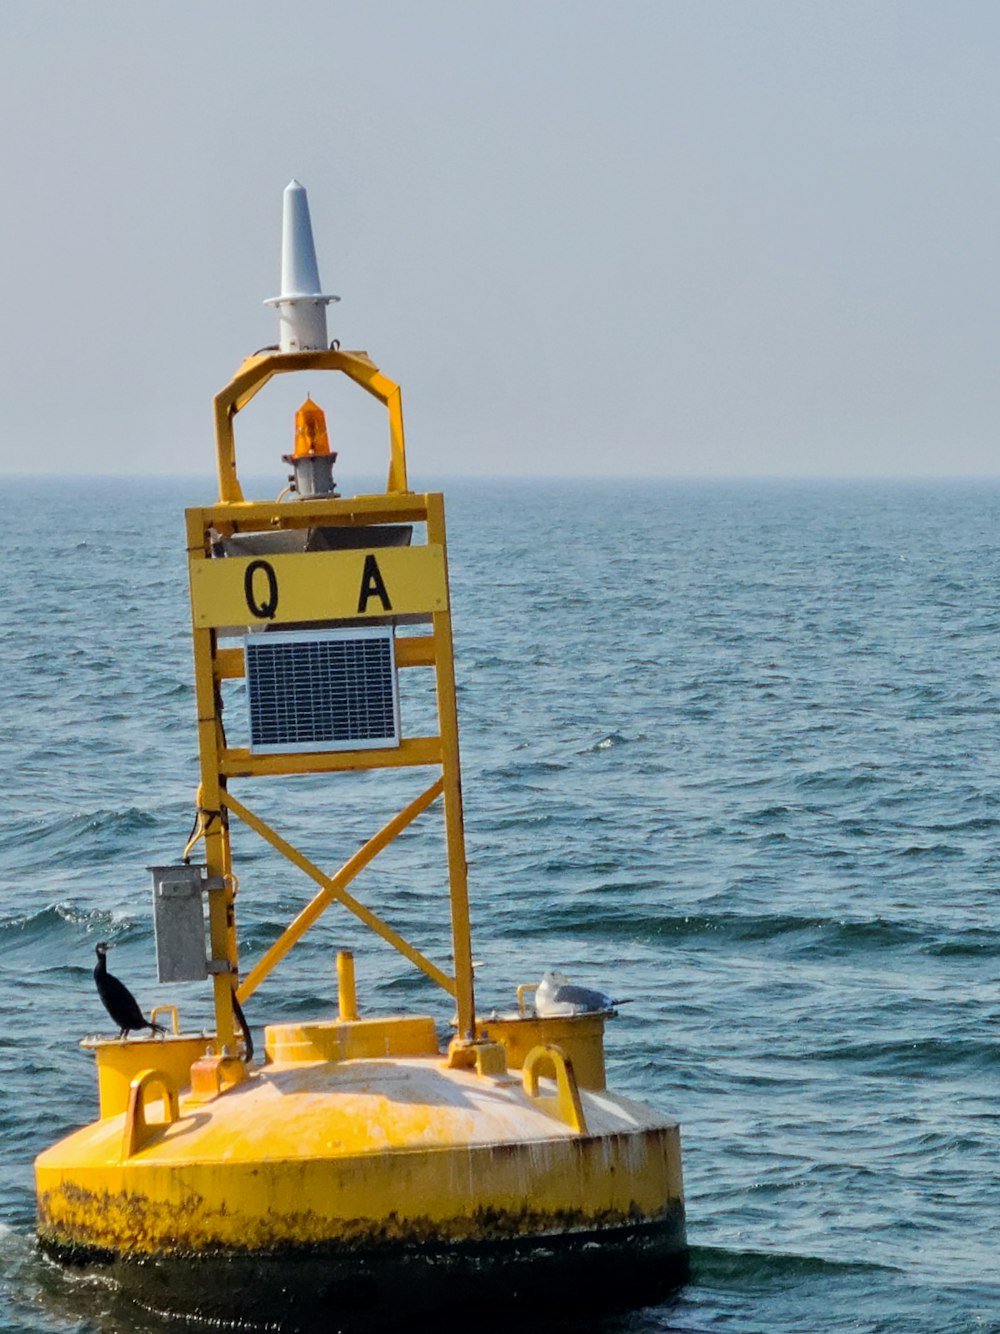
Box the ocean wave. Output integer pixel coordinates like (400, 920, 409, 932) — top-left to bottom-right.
(690, 1244, 899, 1282)
(808, 1036, 996, 1071)
(0, 807, 159, 859)
(792, 768, 885, 792)
(483, 760, 570, 780)
(898, 842, 964, 859)
(924, 931, 1000, 957)
(500, 906, 933, 952)
(581, 733, 632, 753)
(924, 816, 1000, 833)
(0, 902, 131, 947)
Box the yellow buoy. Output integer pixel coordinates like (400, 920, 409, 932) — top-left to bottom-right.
(35, 181, 687, 1330)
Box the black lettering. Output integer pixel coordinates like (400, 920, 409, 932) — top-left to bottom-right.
(357, 554, 392, 613)
(244, 559, 279, 619)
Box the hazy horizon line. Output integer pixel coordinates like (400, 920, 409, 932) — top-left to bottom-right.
(3, 470, 1000, 485)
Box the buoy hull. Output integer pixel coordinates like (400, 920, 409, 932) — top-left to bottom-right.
(41, 1212, 687, 1332)
(36, 1053, 686, 1328)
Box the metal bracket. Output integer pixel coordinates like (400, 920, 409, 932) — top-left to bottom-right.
(522, 1044, 588, 1134)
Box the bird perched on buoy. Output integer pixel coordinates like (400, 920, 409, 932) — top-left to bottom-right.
(93, 942, 164, 1038)
(535, 969, 632, 1017)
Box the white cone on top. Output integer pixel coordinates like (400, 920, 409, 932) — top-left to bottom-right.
(264, 180, 339, 353)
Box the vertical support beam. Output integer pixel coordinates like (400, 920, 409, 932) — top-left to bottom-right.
(426, 493, 476, 1040)
(384, 384, 408, 493)
(186, 510, 237, 1051)
(337, 952, 358, 1021)
(212, 396, 245, 504)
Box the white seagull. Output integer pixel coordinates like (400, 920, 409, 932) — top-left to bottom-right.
(534, 969, 631, 1017)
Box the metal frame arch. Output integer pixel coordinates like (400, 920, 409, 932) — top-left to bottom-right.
(213, 349, 408, 503)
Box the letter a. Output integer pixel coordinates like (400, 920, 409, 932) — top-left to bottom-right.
(357, 554, 392, 613)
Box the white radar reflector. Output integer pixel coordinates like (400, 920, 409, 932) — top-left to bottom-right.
(264, 179, 339, 352)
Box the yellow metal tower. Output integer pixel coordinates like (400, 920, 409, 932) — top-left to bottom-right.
(188, 346, 478, 1061)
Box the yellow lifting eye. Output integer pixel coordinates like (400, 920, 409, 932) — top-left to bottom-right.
(292, 396, 331, 457)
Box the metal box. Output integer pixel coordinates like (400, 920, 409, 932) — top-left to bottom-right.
(149, 864, 211, 983)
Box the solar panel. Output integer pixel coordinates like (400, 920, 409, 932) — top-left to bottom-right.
(245, 628, 400, 754)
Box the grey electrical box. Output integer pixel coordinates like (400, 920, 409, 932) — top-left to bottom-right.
(149, 864, 213, 983)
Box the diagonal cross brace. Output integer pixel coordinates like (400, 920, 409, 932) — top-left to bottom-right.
(223, 778, 453, 1002)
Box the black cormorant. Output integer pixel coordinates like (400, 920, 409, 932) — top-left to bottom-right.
(93, 942, 164, 1038)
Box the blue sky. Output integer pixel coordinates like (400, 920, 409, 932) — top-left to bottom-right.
(2, 2, 999, 479)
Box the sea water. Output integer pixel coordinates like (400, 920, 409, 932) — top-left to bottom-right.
(0, 476, 997, 1333)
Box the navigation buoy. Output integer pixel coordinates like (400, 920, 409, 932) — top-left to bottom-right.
(34, 182, 688, 1331)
